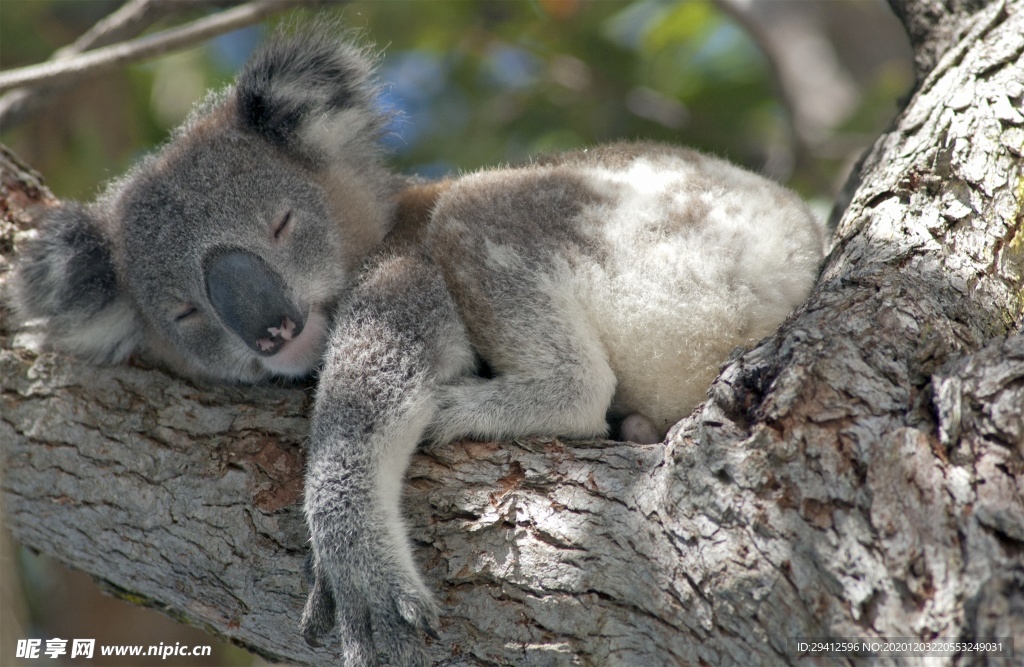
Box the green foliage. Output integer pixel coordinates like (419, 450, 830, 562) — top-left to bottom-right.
(328, 0, 779, 177)
(0, 0, 909, 202)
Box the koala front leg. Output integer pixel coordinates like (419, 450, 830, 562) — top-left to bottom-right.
(300, 255, 473, 665)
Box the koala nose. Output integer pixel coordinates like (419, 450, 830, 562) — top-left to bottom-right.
(205, 248, 306, 356)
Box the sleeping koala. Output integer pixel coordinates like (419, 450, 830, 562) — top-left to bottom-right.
(12, 28, 823, 666)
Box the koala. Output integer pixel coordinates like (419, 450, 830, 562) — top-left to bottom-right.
(12, 27, 823, 666)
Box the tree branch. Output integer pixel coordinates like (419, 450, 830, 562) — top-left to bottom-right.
(712, 0, 859, 186)
(0, 0, 243, 128)
(0, 0, 321, 95)
(62, 0, 198, 55)
(934, 333, 1024, 451)
(888, 0, 1009, 85)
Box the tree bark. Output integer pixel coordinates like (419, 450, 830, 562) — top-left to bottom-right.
(2, 1, 1022, 665)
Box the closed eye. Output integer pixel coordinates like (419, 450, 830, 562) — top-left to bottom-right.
(271, 209, 292, 242)
(173, 305, 199, 323)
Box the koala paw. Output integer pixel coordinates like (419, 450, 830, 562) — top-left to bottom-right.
(300, 549, 438, 666)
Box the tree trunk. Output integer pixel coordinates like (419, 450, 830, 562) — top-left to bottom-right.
(2, 1, 1022, 665)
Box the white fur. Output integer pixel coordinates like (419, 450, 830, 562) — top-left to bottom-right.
(62, 301, 142, 364)
(373, 392, 434, 584)
(425, 148, 821, 439)
(574, 155, 821, 429)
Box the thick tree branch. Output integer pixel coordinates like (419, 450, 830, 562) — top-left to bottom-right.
(934, 334, 1024, 450)
(888, 0, 1002, 85)
(2, 1, 1023, 665)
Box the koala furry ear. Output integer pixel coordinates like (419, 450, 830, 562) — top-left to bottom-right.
(12, 203, 142, 364)
(234, 27, 386, 165)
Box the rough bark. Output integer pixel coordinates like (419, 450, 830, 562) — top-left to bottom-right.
(2, 1, 1023, 665)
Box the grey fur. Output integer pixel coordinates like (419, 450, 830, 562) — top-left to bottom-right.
(11, 27, 824, 665)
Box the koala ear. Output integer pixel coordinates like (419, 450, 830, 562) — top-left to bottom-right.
(12, 203, 142, 364)
(234, 27, 386, 165)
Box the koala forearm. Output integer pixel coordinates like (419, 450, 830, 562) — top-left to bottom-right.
(309, 253, 473, 517)
(299, 253, 473, 656)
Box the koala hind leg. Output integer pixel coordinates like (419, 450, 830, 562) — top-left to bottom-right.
(427, 309, 616, 443)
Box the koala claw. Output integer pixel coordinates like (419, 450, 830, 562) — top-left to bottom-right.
(300, 554, 337, 647)
(421, 622, 441, 641)
(300, 548, 437, 666)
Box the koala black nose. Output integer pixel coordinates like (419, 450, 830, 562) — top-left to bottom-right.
(205, 248, 305, 356)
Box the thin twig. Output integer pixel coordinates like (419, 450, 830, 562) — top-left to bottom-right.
(59, 0, 180, 57)
(0, 0, 317, 95)
(1, 0, 193, 128)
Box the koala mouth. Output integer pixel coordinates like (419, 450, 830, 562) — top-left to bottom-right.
(260, 309, 328, 377)
(256, 315, 300, 353)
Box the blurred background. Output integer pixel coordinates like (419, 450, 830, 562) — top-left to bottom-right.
(1, 1, 912, 665)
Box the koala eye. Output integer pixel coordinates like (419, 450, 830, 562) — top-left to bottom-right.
(173, 305, 199, 323)
(271, 210, 293, 242)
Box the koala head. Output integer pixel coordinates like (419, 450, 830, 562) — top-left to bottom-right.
(12, 29, 398, 382)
